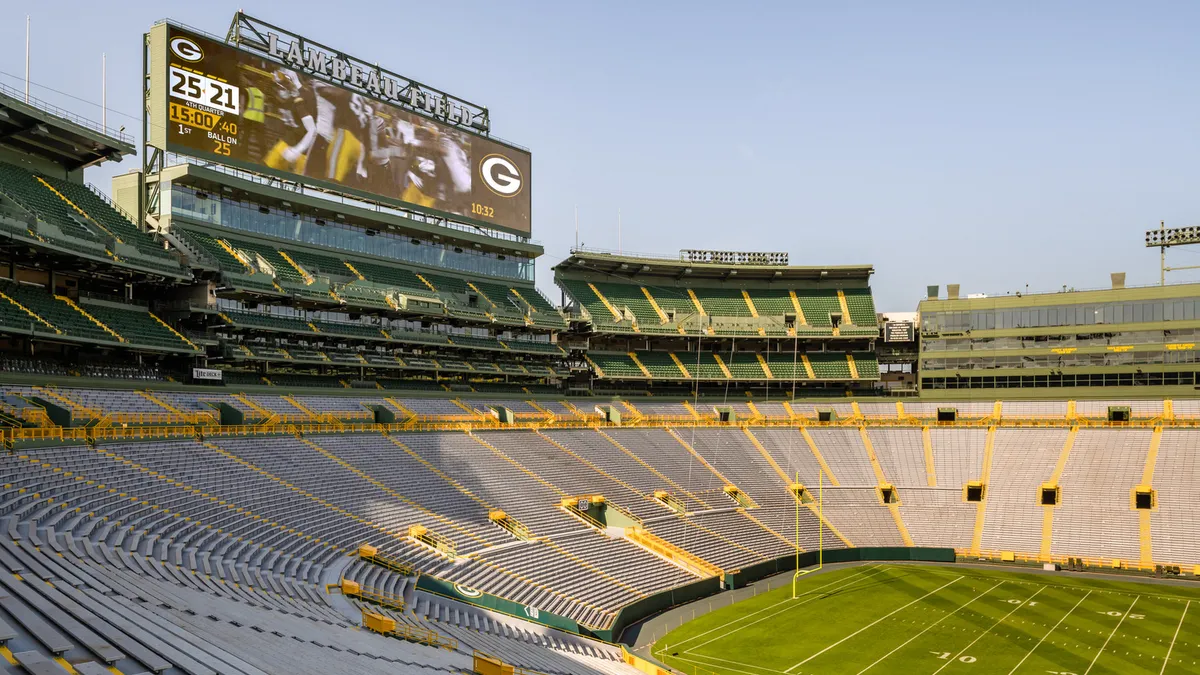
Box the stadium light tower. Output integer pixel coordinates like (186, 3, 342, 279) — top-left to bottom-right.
(1146, 221, 1200, 285)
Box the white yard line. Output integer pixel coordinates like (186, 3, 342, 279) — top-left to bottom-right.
(1006, 589, 1092, 675)
(1159, 599, 1189, 675)
(673, 652, 786, 675)
(683, 651, 791, 675)
(682, 565, 892, 654)
(670, 564, 882, 650)
(856, 580, 1006, 674)
(931, 585, 1046, 675)
(784, 575, 964, 673)
(1083, 595, 1139, 675)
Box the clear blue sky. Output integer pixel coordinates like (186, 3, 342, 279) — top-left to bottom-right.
(2, 2, 1198, 311)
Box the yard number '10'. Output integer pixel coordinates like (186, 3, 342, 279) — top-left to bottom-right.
(931, 652, 976, 663)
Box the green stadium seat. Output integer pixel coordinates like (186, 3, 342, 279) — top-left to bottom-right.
(843, 287, 878, 326)
(245, 344, 291, 360)
(753, 290, 794, 315)
(2, 283, 115, 343)
(764, 351, 806, 379)
(693, 288, 753, 317)
(634, 351, 684, 378)
(678, 352, 727, 379)
(287, 347, 326, 362)
(0, 163, 103, 243)
(81, 302, 196, 351)
(223, 311, 315, 333)
(591, 282, 661, 326)
(589, 352, 644, 378)
(177, 229, 247, 271)
(447, 305, 493, 321)
(334, 282, 394, 310)
(471, 280, 522, 310)
(425, 273, 472, 296)
(37, 174, 184, 273)
(176, 229, 280, 294)
(502, 339, 564, 355)
(0, 290, 42, 335)
(648, 287, 699, 324)
(313, 320, 387, 340)
(797, 290, 842, 327)
(267, 373, 345, 388)
(282, 248, 357, 281)
(496, 362, 529, 375)
(224, 237, 308, 286)
(725, 351, 768, 379)
(351, 259, 433, 295)
(447, 334, 506, 350)
(807, 351, 853, 379)
(852, 351, 881, 379)
(515, 285, 558, 314)
(560, 279, 617, 321)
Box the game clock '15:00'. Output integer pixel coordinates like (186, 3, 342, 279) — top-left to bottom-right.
(169, 66, 240, 156)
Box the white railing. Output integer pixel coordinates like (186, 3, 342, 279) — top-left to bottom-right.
(0, 81, 132, 143)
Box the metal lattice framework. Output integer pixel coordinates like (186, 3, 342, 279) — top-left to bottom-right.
(1145, 221, 1200, 284)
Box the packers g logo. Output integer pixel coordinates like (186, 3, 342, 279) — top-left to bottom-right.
(170, 37, 204, 63)
(480, 154, 523, 197)
(453, 583, 483, 598)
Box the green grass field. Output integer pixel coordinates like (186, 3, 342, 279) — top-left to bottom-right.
(654, 563, 1200, 675)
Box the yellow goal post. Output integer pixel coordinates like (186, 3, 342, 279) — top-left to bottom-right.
(793, 468, 823, 598)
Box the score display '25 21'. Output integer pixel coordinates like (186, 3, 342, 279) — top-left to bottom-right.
(169, 66, 240, 115)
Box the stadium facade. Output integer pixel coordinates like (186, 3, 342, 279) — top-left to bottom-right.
(920, 279, 1200, 399)
(0, 11, 1197, 675)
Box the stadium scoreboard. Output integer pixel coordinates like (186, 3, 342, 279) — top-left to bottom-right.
(147, 16, 532, 236)
(884, 321, 915, 342)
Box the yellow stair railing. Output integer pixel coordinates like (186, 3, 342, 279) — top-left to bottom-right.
(836, 289, 852, 321)
(1039, 427, 1077, 561)
(587, 282, 624, 322)
(0, 292, 58, 332)
(800, 354, 817, 379)
(741, 290, 759, 317)
(628, 352, 653, 378)
(788, 290, 808, 325)
(711, 353, 733, 379)
(642, 286, 669, 323)
(1137, 427, 1162, 566)
(969, 425, 998, 556)
(755, 353, 773, 379)
(922, 426, 937, 487)
(686, 288, 707, 316)
(355, 544, 416, 576)
(466, 282, 497, 307)
(624, 527, 722, 580)
(32, 386, 103, 419)
(668, 352, 691, 378)
(57, 296, 123, 341)
(149, 312, 199, 350)
(342, 260, 366, 280)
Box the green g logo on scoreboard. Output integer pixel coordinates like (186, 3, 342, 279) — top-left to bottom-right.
(169, 36, 204, 62)
(480, 154, 524, 198)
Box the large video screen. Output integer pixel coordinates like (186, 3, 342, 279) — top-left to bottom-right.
(162, 25, 531, 235)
